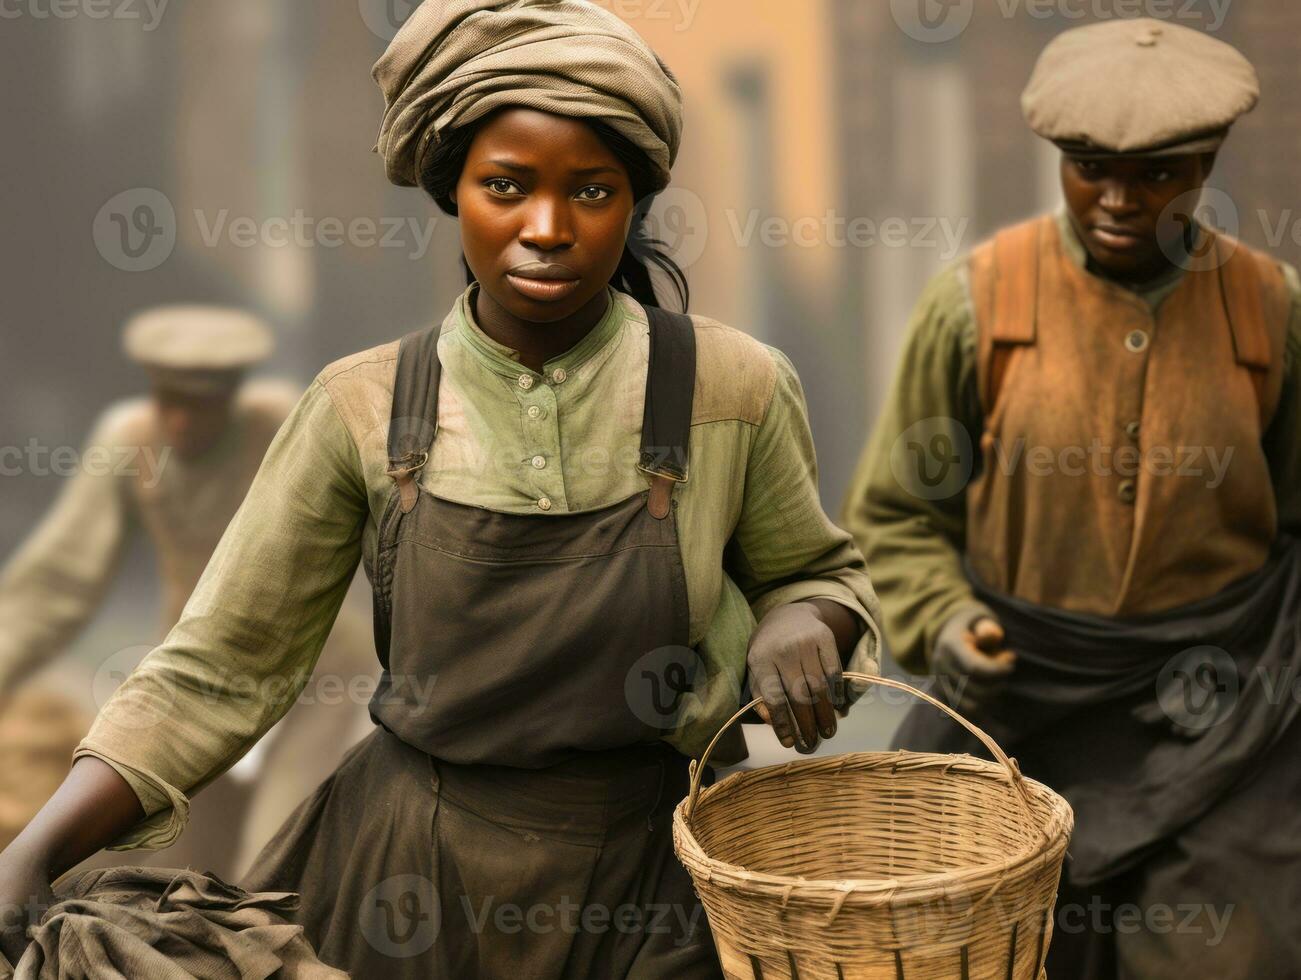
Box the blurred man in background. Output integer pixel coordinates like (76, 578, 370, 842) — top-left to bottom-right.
(0, 306, 373, 879)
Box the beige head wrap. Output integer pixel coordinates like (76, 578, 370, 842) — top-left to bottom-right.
(1023, 18, 1259, 157)
(372, 0, 683, 191)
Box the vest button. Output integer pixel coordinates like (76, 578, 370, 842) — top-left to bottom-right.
(1118, 479, 1138, 504)
(518, 373, 536, 391)
(1125, 420, 1141, 440)
(551, 368, 568, 385)
(531, 455, 547, 470)
(1124, 330, 1150, 354)
(527, 405, 543, 420)
(537, 497, 553, 511)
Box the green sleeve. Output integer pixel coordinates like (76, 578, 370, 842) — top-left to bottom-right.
(840, 262, 988, 675)
(723, 347, 884, 677)
(1263, 262, 1301, 538)
(72, 380, 369, 851)
(0, 406, 134, 697)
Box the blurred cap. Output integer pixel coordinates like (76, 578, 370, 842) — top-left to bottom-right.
(1023, 18, 1259, 157)
(123, 305, 274, 395)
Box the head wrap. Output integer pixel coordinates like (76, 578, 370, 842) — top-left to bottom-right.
(372, 0, 683, 191)
(1023, 18, 1259, 158)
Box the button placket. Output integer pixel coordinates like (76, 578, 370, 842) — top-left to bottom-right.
(524, 383, 565, 510)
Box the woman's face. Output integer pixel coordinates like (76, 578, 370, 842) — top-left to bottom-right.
(453, 108, 636, 325)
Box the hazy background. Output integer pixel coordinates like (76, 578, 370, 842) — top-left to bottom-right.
(3, 0, 1299, 760)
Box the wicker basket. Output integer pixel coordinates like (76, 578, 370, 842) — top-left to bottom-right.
(672, 673, 1073, 979)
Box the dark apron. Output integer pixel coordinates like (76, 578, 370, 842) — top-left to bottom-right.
(242, 305, 722, 980)
(893, 539, 1301, 979)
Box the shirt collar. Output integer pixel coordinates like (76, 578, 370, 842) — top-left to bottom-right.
(451, 282, 626, 380)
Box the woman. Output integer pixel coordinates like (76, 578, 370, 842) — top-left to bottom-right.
(0, 2, 881, 977)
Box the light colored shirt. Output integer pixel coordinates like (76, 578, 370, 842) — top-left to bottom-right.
(75, 286, 883, 850)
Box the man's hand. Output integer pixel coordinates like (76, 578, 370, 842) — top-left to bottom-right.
(931, 608, 1016, 715)
(746, 602, 846, 754)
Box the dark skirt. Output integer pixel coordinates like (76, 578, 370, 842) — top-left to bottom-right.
(238, 726, 722, 980)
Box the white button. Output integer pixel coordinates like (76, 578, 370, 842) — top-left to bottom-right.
(551, 368, 567, 384)
(518, 374, 535, 390)
(537, 497, 553, 511)
(531, 455, 547, 469)
(527, 406, 543, 420)
(1125, 330, 1150, 354)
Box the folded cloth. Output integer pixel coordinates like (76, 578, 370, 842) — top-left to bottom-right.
(4, 867, 346, 979)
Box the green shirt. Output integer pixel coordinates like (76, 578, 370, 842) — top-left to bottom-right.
(841, 211, 1301, 674)
(76, 285, 882, 850)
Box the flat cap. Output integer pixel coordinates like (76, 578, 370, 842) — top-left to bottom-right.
(1023, 19, 1259, 157)
(123, 306, 274, 394)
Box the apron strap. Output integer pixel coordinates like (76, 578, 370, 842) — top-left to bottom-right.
(387, 326, 443, 514)
(640, 305, 697, 520)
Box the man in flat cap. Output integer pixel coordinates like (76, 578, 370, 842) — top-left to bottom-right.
(0, 306, 373, 880)
(845, 19, 1301, 978)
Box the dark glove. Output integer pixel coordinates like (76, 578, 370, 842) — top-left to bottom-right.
(931, 607, 1016, 716)
(746, 602, 845, 755)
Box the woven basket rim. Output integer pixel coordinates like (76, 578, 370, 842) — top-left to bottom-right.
(672, 749, 1074, 908)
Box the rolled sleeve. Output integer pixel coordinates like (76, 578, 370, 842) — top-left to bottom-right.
(73, 381, 369, 849)
(725, 346, 883, 676)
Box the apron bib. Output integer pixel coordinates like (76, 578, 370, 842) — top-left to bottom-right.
(242, 304, 722, 980)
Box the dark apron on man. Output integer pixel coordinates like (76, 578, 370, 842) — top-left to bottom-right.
(893, 541, 1301, 979)
(241, 306, 722, 980)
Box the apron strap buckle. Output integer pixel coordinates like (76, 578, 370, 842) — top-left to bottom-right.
(387, 451, 429, 514)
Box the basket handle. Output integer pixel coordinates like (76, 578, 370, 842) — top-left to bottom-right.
(683, 672, 1039, 828)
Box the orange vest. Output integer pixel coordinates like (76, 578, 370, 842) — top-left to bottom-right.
(966, 215, 1289, 616)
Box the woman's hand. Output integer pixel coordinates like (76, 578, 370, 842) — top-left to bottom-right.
(0, 846, 53, 967)
(746, 601, 848, 754)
